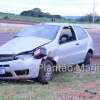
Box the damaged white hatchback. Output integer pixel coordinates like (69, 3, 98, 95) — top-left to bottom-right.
(0, 23, 94, 83)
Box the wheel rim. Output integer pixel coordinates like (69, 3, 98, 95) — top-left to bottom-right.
(89, 55, 92, 64)
(44, 63, 53, 81)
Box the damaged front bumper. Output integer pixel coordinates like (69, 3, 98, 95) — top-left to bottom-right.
(0, 57, 41, 80)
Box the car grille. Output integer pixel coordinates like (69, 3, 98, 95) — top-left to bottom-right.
(0, 54, 16, 62)
(0, 72, 13, 77)
(0, 64, 10, 67)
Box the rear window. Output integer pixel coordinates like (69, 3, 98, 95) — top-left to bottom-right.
(74, 26, 88, 40)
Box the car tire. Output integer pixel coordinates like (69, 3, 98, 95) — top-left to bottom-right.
(83, 52, 93, 70)
(79, 52, 93, 70)
(84, 52, 93, 65)
(38, 60, 54, 84)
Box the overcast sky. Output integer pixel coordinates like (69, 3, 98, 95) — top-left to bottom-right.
(0, 0, 100, 16)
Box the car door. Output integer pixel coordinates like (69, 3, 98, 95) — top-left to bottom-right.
(57, 26, 82, 65)
(72, 26, 89, 63)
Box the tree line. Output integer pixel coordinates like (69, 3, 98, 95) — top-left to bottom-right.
(77, 14, 100, 23)
(20, 8, 63, 19)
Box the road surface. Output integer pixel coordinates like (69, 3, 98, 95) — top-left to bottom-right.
(91, 33, 100, 55)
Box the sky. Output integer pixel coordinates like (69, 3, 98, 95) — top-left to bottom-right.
(0, 0, 100, 16)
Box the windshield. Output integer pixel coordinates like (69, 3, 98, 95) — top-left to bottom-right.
(16, 24, 60, 40)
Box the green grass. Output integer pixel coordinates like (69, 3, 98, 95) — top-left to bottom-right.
(0, 12, 67, 23)
(0, 71, 100, 100)
(0, 12, 100, 24)
(0, 12, 85, 23)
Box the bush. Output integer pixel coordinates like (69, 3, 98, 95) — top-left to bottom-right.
(3, 16, 9, 20)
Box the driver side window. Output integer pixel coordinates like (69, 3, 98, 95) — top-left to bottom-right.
(59, 26, 76, 44)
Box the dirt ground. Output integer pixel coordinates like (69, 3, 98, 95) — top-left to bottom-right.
(55, 58, 100, 100)
(53, 82, 100, 100)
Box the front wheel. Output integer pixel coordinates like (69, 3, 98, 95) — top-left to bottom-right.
(38, 60, 54, 84)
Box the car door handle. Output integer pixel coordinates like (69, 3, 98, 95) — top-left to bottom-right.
(75, 43, 80, 45)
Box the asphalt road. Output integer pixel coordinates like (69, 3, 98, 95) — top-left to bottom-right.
(0, 33, 99, 55)
(91, 33, 100, 55)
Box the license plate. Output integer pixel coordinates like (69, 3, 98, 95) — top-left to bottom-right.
(0, 68, 5, 74)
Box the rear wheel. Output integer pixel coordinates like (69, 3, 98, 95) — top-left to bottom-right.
(80, 52, 93, 70)
(38, 60, 54, 84)
(84, 52, 93, 65)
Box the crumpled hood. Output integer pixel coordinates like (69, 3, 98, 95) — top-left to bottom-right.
(0, 36, 51, 54)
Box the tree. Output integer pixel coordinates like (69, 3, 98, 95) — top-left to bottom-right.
(20, 8, 63, 19)
(78, 13, 100, 23)
(3, 16, 9, 20)
(32, 8, 42, 13)
(53, 15, 62, 19)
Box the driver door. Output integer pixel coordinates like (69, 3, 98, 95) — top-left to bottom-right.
(57, 26, 80, 65)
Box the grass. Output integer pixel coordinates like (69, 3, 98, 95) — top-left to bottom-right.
(0, 71, 100, 100)
(0, 13, 67, 23)
(0, 12, 100, 25)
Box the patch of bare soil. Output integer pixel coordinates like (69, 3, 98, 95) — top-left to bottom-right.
(53, 80, 100, 100)
(53, 85, 99, 100)
(92, 58, 100, 64)
(87, 28, 100, 34)
(54, 58, 100, 100)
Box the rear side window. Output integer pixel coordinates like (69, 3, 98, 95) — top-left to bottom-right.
(74, 26, 88, 40)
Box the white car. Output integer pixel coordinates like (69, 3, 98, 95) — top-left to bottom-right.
(0, 23, 94, 83)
